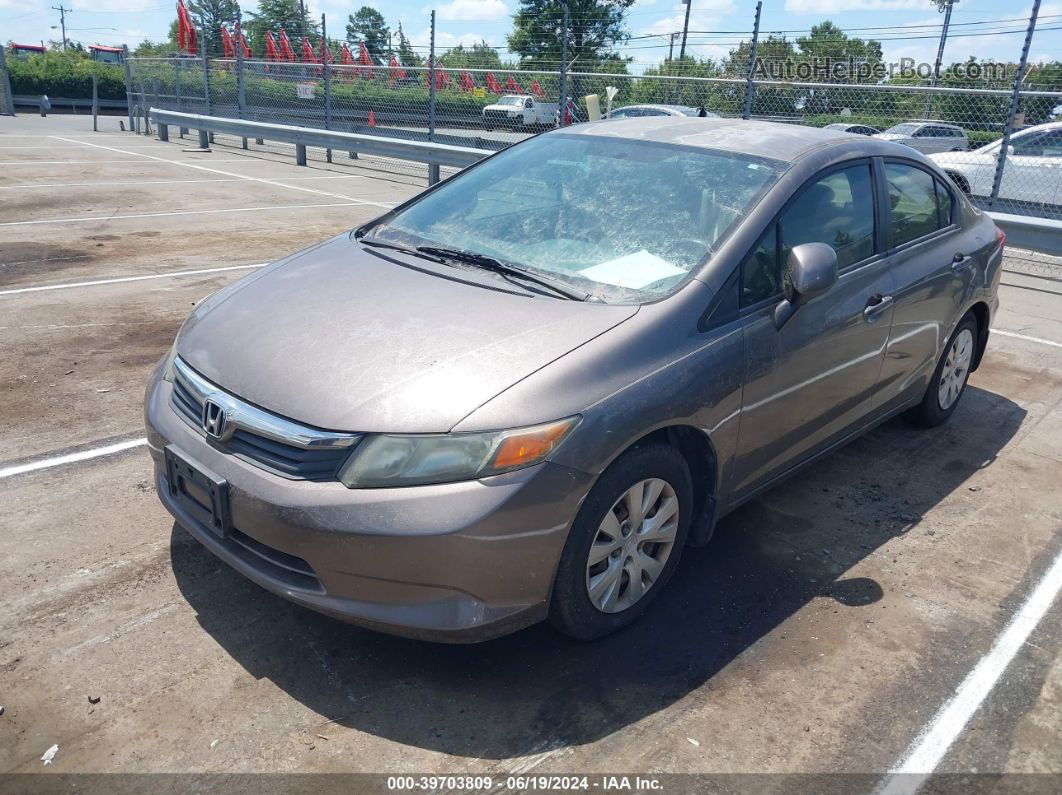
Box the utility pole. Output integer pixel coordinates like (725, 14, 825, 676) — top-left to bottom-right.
(679, 0, 692, 59)
(52, 5, 71, 51)
(931, 0, 958, 89)
(668, 32, 679, 62)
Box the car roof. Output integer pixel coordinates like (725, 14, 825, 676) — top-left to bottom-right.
(621, 104, 697, 113)
(566, 117, 871, 164)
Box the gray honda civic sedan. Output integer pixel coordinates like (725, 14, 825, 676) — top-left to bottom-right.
(146, 118, 1003, 642)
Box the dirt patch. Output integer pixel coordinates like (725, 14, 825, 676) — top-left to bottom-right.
(0, 241, 96, 283)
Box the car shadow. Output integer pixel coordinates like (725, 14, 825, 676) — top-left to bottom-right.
(170, 385, 1024, 759)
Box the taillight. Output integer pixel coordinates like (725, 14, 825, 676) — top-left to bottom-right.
(995, 225, 1006, 250)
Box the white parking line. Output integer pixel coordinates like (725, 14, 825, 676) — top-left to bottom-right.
(0, 263, 267, 296)
(994, 329, 1062, 349)
(0, 174, 380, 190)
(50, 135, 395, 208)
(0, 438, 147, 480)
(876, 546, 1062, 795)
(0, 201, 363, 227)
(0, 158, 252, 165)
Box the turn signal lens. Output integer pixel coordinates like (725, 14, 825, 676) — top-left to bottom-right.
(490, 419, 578, 471)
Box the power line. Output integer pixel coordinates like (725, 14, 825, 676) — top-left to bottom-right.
(51, 4, 72, 51)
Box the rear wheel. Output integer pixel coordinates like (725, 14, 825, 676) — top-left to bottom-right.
(905, 313, 978, 427)
(548, 443, 692, 640)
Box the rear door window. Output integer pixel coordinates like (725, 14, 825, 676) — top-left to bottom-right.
(886, 162, 947, 246)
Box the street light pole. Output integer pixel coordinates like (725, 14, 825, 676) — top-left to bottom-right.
(679, 0, 692, 60)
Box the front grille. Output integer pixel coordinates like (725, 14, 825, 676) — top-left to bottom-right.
(169, 358, 358, 481)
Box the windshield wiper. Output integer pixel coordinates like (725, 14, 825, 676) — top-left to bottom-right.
(416, 245, 591, 302)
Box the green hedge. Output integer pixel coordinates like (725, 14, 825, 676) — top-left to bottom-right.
(7, 50, 126, 100)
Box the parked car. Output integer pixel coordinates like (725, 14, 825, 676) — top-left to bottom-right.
(608, 104, 719, 119)
(147, 118, 1003, 643)
(824, 122, 881, 136)
(930, 121, 1062, 206)
(874, 122, 968, 154)
(482, 94, 557, 130)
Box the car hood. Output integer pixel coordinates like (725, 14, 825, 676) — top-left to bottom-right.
(176, 235, 638, 433)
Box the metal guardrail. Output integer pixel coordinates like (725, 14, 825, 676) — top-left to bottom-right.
(148, 108, 492, 182)
(15, 94, 127, 111)
(988, 212, 1062, 256)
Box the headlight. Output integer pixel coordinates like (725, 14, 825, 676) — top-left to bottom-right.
(338, 416, 580, 488)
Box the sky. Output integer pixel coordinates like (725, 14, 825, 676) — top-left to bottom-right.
(2, 0, 1060, 71)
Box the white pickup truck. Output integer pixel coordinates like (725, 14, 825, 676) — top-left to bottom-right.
(482, 95, 558, 131)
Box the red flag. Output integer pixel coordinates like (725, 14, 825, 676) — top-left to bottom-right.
(505, 74, 523, 93)
(177, 1, 197, 55)
(340, 43, 355, 65)
(530, 79, 545, 98)
(459, 70, 475, 92)
(436, 63, 451, 89)
(220, 25, 234, 58)
(278, 30, 296, 61)
(176, 1, 187, 52)
(239, 30, 250, 58)
(485, 72, 502, 94)
(319, 37, 332, 64)
(265, 32, 279, 61)
(300, 36, 317, 63)
(388, 53, 406, 82)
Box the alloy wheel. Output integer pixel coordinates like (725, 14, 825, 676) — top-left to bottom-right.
(585, 478, 679, 614)
(938, 328, 974, 410)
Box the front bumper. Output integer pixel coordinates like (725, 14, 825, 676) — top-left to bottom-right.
(146, 376, 594, 642)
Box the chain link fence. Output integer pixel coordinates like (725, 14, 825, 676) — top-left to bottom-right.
(0, 45, 15, 116)
(125, 9, 1062, 216)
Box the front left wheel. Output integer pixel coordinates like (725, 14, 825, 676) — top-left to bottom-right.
(548, 443, 693, 640)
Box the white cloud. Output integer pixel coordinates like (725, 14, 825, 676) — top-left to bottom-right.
(785, 0, 924, 12)
(433, 0, 509, 22)
(411, 27, 496, 49)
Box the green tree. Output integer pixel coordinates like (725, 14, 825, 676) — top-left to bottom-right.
(186, 0, 241, 57)
(247, 0, 317, 57)
(507, 0, 634, 70)
(346, 6, 389, 58)
(439, 41, 504, 70)
(394, 21, 421, 67)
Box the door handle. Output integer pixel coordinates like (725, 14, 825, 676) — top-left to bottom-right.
(863, 294, 894, 321)
(951, 252, 972, 270)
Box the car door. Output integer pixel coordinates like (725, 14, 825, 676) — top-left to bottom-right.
(875, 159, 977, 415)
(730, 160, 897, 498)
(1002, 129, 1062, 205)
(914, 126, 946, 154)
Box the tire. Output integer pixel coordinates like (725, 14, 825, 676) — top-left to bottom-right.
(905, 313, 979, 427)
(548, 443, 693, 640)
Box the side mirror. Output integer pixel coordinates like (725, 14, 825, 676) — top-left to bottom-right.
(1006, 145, 1015, 156)
(772, 243, 838, 329)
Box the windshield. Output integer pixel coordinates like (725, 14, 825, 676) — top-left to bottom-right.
(496, 96, 524, 106)
(884, 123, 920, 135)
(367, 134, 782, 302)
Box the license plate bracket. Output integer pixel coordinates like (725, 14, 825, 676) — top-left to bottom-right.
(164, 447, 231, 539)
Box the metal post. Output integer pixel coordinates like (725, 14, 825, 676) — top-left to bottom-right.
(428, 10, 439, 184)
(558, 0, 569, 127)
(92, 70, 98, 131)
(123, 45, 134, 131)
(679, 0, 692, 60)
(742, 1, 762, 121)
(0, 45, 15, 116)
(236, 9, 247, 149)
(322, 13, 333, 163)
(175, 57, 183, 134)
(989, 0, 1040, 208)
(201, 26, 212, 118)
